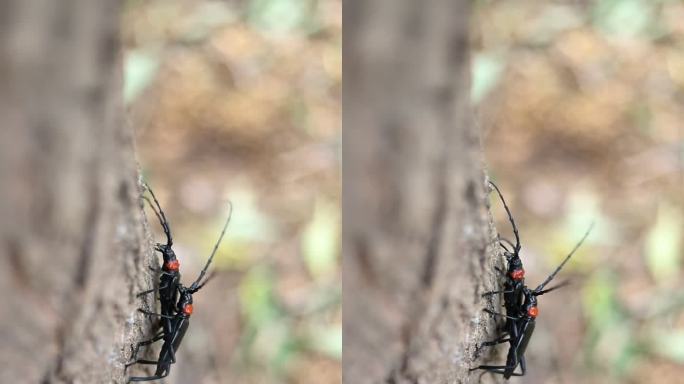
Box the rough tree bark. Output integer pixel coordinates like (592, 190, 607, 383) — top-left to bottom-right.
(343, 1, 503, 383)
(0, 1, 155, 383)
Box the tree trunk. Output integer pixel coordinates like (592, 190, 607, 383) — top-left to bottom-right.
(0, 1, 155, 383)
(343, 1, 502, 383)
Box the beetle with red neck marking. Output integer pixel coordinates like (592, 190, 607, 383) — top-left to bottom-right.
(126, 183, 234, 382)
(482, 181, 528, 332)
(136, 182, 183, 338)
(472, 184, 593, 379)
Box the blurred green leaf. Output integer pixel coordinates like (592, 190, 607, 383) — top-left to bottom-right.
(645, 203, 682, 282)
(612, 327, 640, 375)
(252, 319, 294, 371)
(583, 270, 620, 327)
(226, 187, 278, 242)
(582, 270, 636, 374)
(565, 187, 618, 246)
(189, 188, 276, 270)
(238, 265, 298, 374)
(471, 52, 505, 103)
(592, 0, 655, 39)
(651, 329, 684, 363)
(302, 198, 339, 281)
(248, 0, 311, 35)
(208, 235, 252, 270)
(305, 323, 342, 359)
(240, 265, 279, 327)
(124, 50, 160, 103)
(545, 188, 603, 271)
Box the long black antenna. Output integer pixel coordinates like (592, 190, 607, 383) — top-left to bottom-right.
(535, 280, 571, 296)
(499, 239, 512, 254)
(489, 181, 521, 253)
(143, 182, 172, 247)
(190, 201, 234, 290)
(499, 237, 516, 254)
(534, 222, 594, 293)
(143, 196, 166, 236)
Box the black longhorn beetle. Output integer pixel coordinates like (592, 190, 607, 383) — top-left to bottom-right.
(483, 181, 526, 330)
(138, 182, 182, 336)
(126, 185, 234, 382)
(472, 217, 593, 379)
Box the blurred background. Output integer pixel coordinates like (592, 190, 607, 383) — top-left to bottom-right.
(122, 0, 340, 383)
(473, 0, 684, 383)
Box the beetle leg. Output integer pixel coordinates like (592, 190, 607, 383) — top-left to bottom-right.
(480, 336, 510, 347)
(137, 282, 170, 298)
(136, 288, 156, 297)
(483, 308, 520, 320)
(130, 359, 159, 365)
(138, 309, 174, 319)
(128, 370, 169, 382)
(482, 289, 514, 297)
(125, 332, 164, 367)
(510, 355, 526, 376)
(470, 365, 511, 374)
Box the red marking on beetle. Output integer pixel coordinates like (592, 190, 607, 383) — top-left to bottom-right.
(164, 260, 180, 272)
(183, 304, 193, 316)
(527, 306, 538, 318)
(510, 269, 525, 281)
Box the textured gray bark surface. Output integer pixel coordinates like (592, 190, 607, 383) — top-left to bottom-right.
(0, 1, 156, 383)
(343, 1, 503, 383)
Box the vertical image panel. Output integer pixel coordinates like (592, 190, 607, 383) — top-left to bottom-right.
(343, 1, 502, 383)
(127, 0, 342, 382)
(344, 1, 684, 384)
